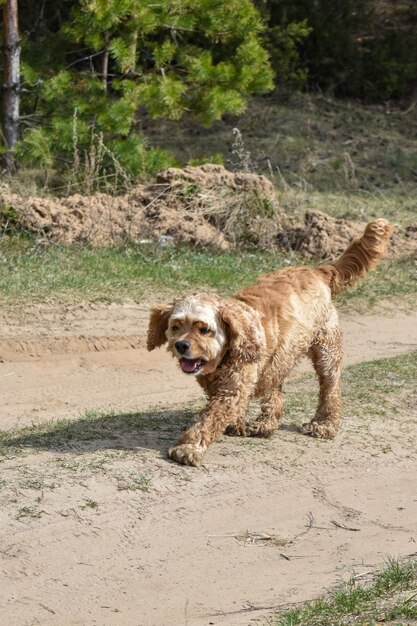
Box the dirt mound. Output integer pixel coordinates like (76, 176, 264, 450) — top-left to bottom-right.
(277, 210, 413, 259)
(0, 180, 227, 249)
(2, 167, 415, 258)
(157, 163, 277, 199)
(156, 164, 285, 248)
(0, 165, 283, 250)
(276, 210, 364, 259)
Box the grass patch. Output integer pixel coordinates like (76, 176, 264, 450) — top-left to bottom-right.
(335, 257, 417, 311)
(115, 472, 152, 492)
(284, 351, 417, 431)
(1, 235, 415, 311)
(0, 235, 297, 303)
(270, 557, 417, 625)
(1, 95, 415, 313)
(81, 498, 99, 510)
(20, 478, 56, 490)
(16, 506, 46, 521)
(282, 188, 417, 227)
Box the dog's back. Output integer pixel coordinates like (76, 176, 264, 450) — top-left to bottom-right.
(237, 219, 392, 382)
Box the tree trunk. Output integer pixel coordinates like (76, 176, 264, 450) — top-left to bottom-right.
(2, 0, 20, 173)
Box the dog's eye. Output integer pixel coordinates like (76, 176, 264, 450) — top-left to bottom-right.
(172, 325, 179, 331)
(199, 327, 210, 335)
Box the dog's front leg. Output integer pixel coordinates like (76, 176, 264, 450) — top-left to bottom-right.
(168, 379, 252, 467)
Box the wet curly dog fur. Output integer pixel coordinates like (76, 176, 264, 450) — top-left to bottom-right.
(147, 219, 392, 466)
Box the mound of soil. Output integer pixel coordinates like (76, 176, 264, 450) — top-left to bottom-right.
(1, 165, 414, 258)
(277, 210, 414, 259)
(157, 163, 277, 199)
(277, 210, 365, 259)
(0, 165, 283, 250)
(0, 178, 227, 249)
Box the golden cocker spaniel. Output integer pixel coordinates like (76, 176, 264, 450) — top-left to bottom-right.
(147, 219, 392, 466)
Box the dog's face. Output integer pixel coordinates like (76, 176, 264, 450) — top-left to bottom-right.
(147, 294, 226, 375)
(147, 294, 265, 375)
(166, 296, 227, 375)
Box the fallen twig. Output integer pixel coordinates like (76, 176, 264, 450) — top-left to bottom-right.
(331, 519, 361, 532)
(209, 530, 290, 547)
(39, 603, 56, 615)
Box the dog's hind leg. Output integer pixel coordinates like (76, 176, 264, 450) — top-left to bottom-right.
(224, 414, 251, 437)
(225, 386, 283, 438)
(302, 323, 343, 439)
(247, 388, 284, 437)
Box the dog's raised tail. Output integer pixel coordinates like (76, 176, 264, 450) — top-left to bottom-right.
(318, 219, 392, 296)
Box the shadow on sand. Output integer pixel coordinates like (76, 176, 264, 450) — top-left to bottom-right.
(0, 406, 197, 458)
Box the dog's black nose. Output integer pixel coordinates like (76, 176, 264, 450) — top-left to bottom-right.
(175, 340, 190, 355)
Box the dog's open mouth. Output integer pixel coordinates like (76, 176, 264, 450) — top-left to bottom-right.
(180, 358, 206, 374)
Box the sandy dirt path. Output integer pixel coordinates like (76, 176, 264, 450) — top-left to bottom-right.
(0, 303, 416, 626)
(1, 303, 416, 429)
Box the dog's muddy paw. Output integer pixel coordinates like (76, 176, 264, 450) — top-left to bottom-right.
(225, 424, 248, 437)
(301, 420, 337, 439)
(247, 422, 277, 438)
(168, 444, 205, 467)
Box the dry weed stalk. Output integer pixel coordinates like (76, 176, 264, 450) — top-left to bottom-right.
(343, 151, 358, 192)
(230, 127, 253, 173)
(69, 122, 132, 195)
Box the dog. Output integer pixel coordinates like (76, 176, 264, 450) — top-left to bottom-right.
(147, 219, 392, 466)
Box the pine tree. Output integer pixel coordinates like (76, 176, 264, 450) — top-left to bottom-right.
(16, 0, 275, 181)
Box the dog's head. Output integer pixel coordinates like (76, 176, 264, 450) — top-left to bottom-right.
(147, 294, 265, 375)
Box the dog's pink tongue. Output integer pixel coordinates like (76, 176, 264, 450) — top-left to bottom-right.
(180, 358, 201, 373)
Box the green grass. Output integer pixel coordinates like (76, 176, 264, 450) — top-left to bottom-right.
(335, 257, 417, 311)
(285, 188, 417, 226)
(81, 498, 99, 509)
(16, 506, 46, 520)
(0, 234, 293, 303)
(284, 351, 417, 431)
(20, 478, 56, 490)
(1, 234, 415, 310)
(115, 472, 152, 492)
(270, 558, 417, 626)
(2, 92, 416, 310)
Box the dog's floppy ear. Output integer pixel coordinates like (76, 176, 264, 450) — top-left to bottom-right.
(147, 304, 173, 351)
(218, 299, 264, 364)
